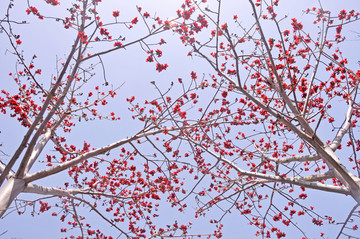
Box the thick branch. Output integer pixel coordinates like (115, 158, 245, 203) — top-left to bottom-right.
(220, 155, 349, 195)
(270, 154, 321, 164)
(0, 25, 81, 186)
(300, 171, 334, 182)
(23, 183, 140, 200)
(189, 136, 350, 195)
(0, 161, 13, 179)
(330, 102, 353, 150)
(23, 127, 164, 183)
(23, 128, 53, 175)
(0, 177, 26, 218)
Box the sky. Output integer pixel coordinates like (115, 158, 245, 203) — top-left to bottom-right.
(0, 0, 360, 238)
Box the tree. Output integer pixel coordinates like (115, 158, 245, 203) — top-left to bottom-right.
(1, 0, 360, 238)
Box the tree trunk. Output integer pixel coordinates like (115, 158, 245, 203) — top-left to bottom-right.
(0, 177, 26, 218)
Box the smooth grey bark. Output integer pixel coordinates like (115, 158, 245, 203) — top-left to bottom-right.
(0, 177, 26, 218)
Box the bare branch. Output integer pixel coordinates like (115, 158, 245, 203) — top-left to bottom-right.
(336, 203, 360, 239)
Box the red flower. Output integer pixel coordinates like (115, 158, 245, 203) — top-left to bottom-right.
(299, 193, 307, 199)
(131, 17, 138, 24)
(114, 42, 122, 47)
(291, 18, 303, 31)
(336, 25, 342, 34)
(156, 63, 168, 72)
(26, 6, 38, 15)
(155, 49, 162, 57)
(159, 38, 166, 45)
(45, 0, 60, 6)
(338, 10, 347, 20)
(99, 28, 109, 36)
(112, 11, 120, 17)
(180, 225, 187, 231)
(146, 55, 153, 62)
(191, 71, 197, 79)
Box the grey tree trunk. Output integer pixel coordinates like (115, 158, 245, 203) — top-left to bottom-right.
(0, 177, 26, 218)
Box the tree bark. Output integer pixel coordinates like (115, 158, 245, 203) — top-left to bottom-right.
(0, 177, 26, 218)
